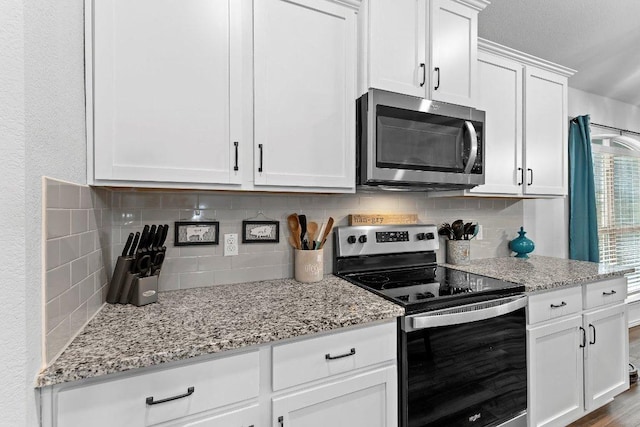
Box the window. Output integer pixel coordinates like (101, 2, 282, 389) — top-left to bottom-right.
(592, 133, 640, 294)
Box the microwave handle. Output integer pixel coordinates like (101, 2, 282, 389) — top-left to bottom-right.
(463, 121, 478, 174)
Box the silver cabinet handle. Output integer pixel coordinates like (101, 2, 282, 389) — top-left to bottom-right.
(146, 386, 194, 405)
(325, 348, 356, 360)
(550, 301, 567, 308)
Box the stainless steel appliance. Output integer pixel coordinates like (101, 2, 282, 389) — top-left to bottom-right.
(334, 224, 527, 427)
(356, 89, 485, 191)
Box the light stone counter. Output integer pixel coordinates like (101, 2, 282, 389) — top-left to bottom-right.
(443, 255, 634, 292)
(37, 275, 403, 387)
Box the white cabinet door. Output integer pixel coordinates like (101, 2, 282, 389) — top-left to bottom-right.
(470, 51, 523, 195)
(272, 366, 397, 427)
(527, 315, 584, 427)
(583, 303, 629, 411)
(430, 0, 478, 106)
(91, 0, 242, 185)
(524, 66, 568, 196)
(365, 0, 426, 97)
(180, 404, 259, 427)
(253, 0, 356, 191)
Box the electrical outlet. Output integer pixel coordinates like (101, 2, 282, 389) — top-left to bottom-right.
(224, 233, 238, 256)
(476, 225, 484, 241)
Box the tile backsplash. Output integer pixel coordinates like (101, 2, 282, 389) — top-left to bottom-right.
(44, 184, 524, 364)
(44, 178, 111, 364)
(109, 191, 524, 292)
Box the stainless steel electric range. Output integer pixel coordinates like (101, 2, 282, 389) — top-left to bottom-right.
(334, 224, 528, 427)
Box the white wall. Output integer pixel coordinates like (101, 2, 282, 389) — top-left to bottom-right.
(1, 0, 87, 425)
(1, 1, 28, 425)
(569, 87, 640, 133)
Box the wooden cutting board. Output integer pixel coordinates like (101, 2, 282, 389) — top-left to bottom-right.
(348, 213, 419, 226)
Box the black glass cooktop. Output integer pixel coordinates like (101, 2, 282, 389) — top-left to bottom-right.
(342, 266, 524, 314)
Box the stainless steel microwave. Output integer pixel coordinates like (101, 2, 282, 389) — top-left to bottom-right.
(356, 89, 485, 191)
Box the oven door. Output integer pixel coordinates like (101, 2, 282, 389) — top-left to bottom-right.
(358, 89, 484, 188)
(399, 295, 527, 427)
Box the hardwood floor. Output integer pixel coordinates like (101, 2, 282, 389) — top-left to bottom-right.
(568, 326, 640, 427)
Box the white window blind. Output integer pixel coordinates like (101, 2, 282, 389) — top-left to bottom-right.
(592, 136, 640, 294)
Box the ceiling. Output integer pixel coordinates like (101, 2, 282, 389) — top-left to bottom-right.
(477, 0, 640, 107)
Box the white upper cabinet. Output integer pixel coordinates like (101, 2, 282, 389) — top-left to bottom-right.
(468, 39, 574, 198)
(90, 0, 243, 186)
(363, 0, 427, 97)
(524, 66, 569, 196)
(429, 0, 479, 106)
(470, 50, 523, 195)
(359, 0, 487, 106)
(88, 0, 358, 193)
(253, 0, 357, 191)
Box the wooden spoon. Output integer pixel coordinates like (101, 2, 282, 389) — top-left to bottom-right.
(286, 213, 301, 249)
(307, 221, 319, 248)
(318, 217, 334, 249)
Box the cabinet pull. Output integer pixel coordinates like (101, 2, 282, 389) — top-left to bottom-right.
(579, 326, 586, 348)
(434, 67, 440, 90)
(517, 167, 524, 186)
(419, 63, 426, 87)
(278, 415, 284, 427)
(233, 141, 239, 171)
(550, 301, 566, 309)
(603, 290, 617, 296)
(258, 144, 263, 173)
(325, 348, 356, 360)
(145, 386, 194, 405)
(527, 168, 533, 185)
(589, 324, 596, 345)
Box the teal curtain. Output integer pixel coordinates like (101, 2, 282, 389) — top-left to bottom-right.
(569, 115, 599, 262)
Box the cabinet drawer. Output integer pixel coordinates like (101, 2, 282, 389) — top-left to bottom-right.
(528, 286, 582, 325)
(584, 277, 627, 310)
(272, 321, 396, 391)
(56, 350, 259, 427)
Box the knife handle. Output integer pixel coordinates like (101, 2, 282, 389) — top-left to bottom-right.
(158, 224, 169, 247)
(122, 233, 134, 257)
(147, 225, 157, 250)
(129, 232, 140, 257)
(139, 225, 150, 252)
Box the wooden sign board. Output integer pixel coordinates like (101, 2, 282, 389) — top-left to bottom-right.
(348, 214, 419, 226)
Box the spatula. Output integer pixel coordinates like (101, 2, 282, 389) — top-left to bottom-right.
(286, 213, 302, 249)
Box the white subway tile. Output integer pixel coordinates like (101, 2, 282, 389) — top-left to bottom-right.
(71, 210, 88, 234)
(60, 285, 81, 318)
(69, 303, 88, 334)
(46, 179, 61, 208)
(46, 318, 70, 365)
(180, 271, 215, 289)
(79, 231, 95, 256)
(59, 184, 81, 209)
(162, 257, 198, 275)
(47, 209, 71, 239)
(71, 256, 88, 285)
(45, 298, 63, 333)
(158, 273, 180, 292)
(162, 193, 198, 209)
(79, 186, 92, 209)
(46, 264, 71, 301)
(79, 275, 95, 304)
(198, 255, 232, 271)
(46, 239, 61, 270)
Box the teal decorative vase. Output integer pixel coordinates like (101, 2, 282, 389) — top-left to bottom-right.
(510, 227, 534, 258)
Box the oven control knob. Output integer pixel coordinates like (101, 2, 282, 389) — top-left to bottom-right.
(416, 233, 426, 240)
(358, 235, 368, 244)
(347, 235, 357, 244)
(426, 232, 435, 240)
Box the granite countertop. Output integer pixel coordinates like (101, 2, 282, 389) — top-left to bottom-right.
(37, 275, 404, 388)
(443, 255, 635, 292)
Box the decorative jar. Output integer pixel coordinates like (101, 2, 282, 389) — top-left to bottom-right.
(510, 227, 535, 258)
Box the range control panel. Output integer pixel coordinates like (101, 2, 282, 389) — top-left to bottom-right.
(334, 224, 439, 257)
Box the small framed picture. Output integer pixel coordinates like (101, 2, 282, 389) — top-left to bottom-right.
(242, 220, 280, 244)
(174, 221, 219, 246)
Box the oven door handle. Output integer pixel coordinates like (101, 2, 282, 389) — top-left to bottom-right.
(409, 295, 527, 330)
(463, 121, 478, 175)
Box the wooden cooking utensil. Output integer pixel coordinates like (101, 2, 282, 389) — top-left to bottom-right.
(286, 213, 302, 249)
(307, 221, 319, 248)
(318, 217, 334, 249)
(288, 235, 299, 250)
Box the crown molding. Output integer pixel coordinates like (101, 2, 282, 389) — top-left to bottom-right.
(452, 0, 490, 12)
(478, 38, 576, 77)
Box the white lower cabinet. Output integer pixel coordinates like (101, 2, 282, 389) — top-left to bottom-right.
(272, 366, 397, 427)
(527, 279, 629, 427)
(43, 321, 397, 427)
